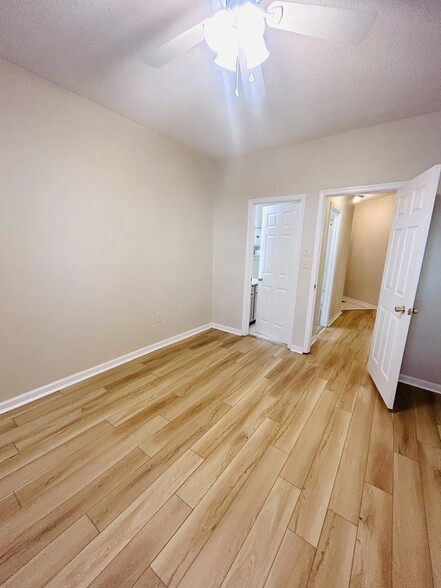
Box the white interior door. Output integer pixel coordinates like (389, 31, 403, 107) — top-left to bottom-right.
(255, 202, 302, 344)
(368, 165, 441, 409)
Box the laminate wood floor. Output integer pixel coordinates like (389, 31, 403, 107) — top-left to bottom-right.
(0, 310, 440, 587)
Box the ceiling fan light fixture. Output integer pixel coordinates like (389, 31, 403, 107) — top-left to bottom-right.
(204, 9, 237, 55)
(235, 2, 266, 40)
(244, 36, 270, 70)
(203, 3, 269, 72)
(215, 49, 239, 71)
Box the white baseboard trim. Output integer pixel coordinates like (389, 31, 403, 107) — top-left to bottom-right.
(327, 311, 342, 328)
(289, 345, 304, 355)
(342, 296, 377, 310)
(398, 374, 441, 395)
(211, 323, 243, 337)
(0, 323, 212, 415)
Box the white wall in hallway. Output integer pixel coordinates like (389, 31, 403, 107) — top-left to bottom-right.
(344, 194, 396, 306)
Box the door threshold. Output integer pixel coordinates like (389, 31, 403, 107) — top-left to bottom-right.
(248, 331, 287, 347)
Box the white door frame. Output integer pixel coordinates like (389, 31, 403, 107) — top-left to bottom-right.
(303, 181, 405, 353)
(319, 203, 342, 328)
(242, 194, 306, 352)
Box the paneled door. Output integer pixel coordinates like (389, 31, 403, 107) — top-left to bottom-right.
(255, 201, 302, 344)
(368, 165, 441, 409)
(319, 204, 341, 328)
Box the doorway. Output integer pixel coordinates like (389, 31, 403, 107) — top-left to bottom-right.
(242, 195, 306, 348)
(305, 165, 440, 409)
(312, 190, 397, 340)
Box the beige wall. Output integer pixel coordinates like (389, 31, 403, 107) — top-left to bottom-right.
(313, 196, 354, 332)
(344, 194, 396, 306)
(401, 196, 441, 386)
(0, 58, 215, 402)
(213, 111, 441, 350)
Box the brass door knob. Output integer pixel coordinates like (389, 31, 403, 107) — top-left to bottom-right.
(394, 306, 406, 314)
(407, 308, 419, 315)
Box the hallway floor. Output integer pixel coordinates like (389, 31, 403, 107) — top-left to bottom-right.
(0, 310, 439, 587)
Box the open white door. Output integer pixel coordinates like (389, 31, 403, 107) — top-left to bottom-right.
(368, 165, 441, 409)
(255, 202, 302, 344)
(319, 204, 341, 328)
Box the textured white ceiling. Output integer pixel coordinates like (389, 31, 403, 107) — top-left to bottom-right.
(0, 0, 440, 159)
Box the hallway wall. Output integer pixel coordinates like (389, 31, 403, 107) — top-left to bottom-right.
(344, 193, 396, 306)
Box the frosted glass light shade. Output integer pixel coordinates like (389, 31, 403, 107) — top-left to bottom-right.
(215, 49, 239, 72)
(244, 36, 270, 70)
(204, 10, 238, 55)
(235, 3, 266, 41)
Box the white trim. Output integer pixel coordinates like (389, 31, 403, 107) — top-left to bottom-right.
(241, 194, 307, 347)
(342, 296, 377, 310)
(327, 310, 342, 327)
(288, 345, 304, 355)
(211, 323, 243, 336)
(0, 323, 212, 415)
(398, 375, 441, 395)
(303, 181, 405, 353)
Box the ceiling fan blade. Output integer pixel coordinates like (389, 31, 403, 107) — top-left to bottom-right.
(143, 21, 206, 68)
(266, 2, 377, 45)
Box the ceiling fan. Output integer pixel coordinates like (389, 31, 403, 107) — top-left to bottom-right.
(143, 0, 376, 100)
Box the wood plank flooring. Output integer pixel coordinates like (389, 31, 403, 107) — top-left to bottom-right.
(0, 310, 440, 587)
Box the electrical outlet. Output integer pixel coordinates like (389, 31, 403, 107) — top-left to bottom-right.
(179, 306, 184, 316)
(156, 312, 162, 323)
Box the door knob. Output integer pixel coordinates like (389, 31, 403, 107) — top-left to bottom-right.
(407, 307, 419, 315)
(394, 306, 406, 314)
(258, 278, 263, 282)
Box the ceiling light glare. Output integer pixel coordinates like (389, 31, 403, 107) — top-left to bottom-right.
(215, 48, 239, 72)
(235, 3, 266, 41)
(204, 9, 239, 68)
(204, 3, 270, 72)
(353, 195, 365, 203)
(244, 36, 270, 70)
